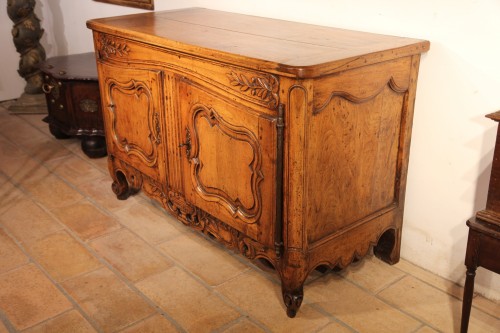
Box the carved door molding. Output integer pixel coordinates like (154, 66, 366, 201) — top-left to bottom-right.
(178, 78, 278, 246)
(189, 103, 264, 223)
(99, 63, 165, 181)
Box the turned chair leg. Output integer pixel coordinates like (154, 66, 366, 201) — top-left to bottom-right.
(460, 267, 476, 333)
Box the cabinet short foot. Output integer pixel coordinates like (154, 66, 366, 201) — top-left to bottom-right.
(81, 135, 107, 158)
(282, 287, 304, 318)
(374, 228, 401, 264)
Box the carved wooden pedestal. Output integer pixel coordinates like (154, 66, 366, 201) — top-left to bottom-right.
(87, 8, 429, 317)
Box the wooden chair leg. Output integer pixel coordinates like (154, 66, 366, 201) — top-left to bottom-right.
(460, 267, 476, 333)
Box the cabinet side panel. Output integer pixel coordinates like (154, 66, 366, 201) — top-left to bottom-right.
(284, 82, 311, 251)
(306, 58, 412, 245)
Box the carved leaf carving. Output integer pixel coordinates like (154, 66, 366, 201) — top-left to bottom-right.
(99, 34, 130, 59)
(226, 71, 279, 109)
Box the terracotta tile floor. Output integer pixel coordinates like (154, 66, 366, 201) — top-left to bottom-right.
(0, 104, 499, 333)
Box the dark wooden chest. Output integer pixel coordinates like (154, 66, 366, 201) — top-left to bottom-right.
(40, 52, 106, 158)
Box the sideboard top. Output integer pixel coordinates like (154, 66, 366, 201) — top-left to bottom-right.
(87, 7, 430, 78)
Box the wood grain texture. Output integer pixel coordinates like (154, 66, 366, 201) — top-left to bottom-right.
(88, 8, 429, 317)
(87, 8, 429, 78)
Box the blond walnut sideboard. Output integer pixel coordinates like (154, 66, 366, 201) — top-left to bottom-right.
(87, 8, 430, 317)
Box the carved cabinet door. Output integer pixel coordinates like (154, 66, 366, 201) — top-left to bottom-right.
(98, 62, 166, 181)
(177, 77, 278, 247)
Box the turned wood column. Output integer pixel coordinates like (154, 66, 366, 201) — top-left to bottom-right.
(6, 0, 47, 113)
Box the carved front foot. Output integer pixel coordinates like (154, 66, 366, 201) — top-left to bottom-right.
(374, 228, 401, 264)
(282, 287, 303, 318)
(111, 171, 132, 200)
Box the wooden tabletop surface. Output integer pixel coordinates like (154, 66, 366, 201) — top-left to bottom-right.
(87, 8, 430, 78)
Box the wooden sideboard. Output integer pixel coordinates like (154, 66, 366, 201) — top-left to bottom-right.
(87, 8, 429, 317)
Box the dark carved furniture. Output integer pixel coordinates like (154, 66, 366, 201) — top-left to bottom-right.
(87, 8, 429, 317)
(460, 111, 500, 333)
(40, 53, 106, 158)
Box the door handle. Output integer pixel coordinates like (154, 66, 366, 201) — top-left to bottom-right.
(179, 127, 191, 158)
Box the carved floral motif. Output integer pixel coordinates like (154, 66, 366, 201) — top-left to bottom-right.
(140, 176, 271, 261)
(227, 71, 279, 109)
(99, 34, 130, 59)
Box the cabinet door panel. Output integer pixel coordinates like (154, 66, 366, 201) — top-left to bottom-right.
(98, 62, 165, 180)
(178, 78, 277, 246)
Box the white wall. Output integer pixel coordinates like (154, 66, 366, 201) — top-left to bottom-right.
(0, 0, 195, 101)
(1, 0, 499, 300)
(193, 0, 500, 301)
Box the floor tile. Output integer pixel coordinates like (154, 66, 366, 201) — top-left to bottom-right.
(216, 270, 330, 333)
(21, 172, 84, 210)
(19, 113, 47, 129)
(13, 159, 51, 187)
(307, 274, 420, 333)
(0, 264, 72, 330)
(0, 198, 63, 245)
(118, 315, 179, 333)
(1, 105, 499, 333)
(61, 267, 155, 333)
(114, 202, 185, 244)
(0, 228, 29, 274)
(136, 267, 239, 332)
(157, 232, 248, 286)
(222, 318, 266, 333)
(0, 120, 47, 146)
(1, 154, 42, 185)
(0, 135, 28, 165)
(316, 321, 355, 333)
(27, 230, 102, 282)
(21, 137, 73, 163)
(0, 321, 8, 333)
(378, 275, 499, 332)
(473, 295, 500, 319)
(78, 175, 138, 212)
(0, 180, 25, 215)
(46, 155, 104, 186)
(22, 310, 97, 333)
(414, 326, 439, 333)
(340, 254, 406, 293)
(89, 156, 110, 173)
(394, 259, 464, 299)
(90, 229, 173, 282)
(52, 200, 121, 241)
(468, 305, 500, 333)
